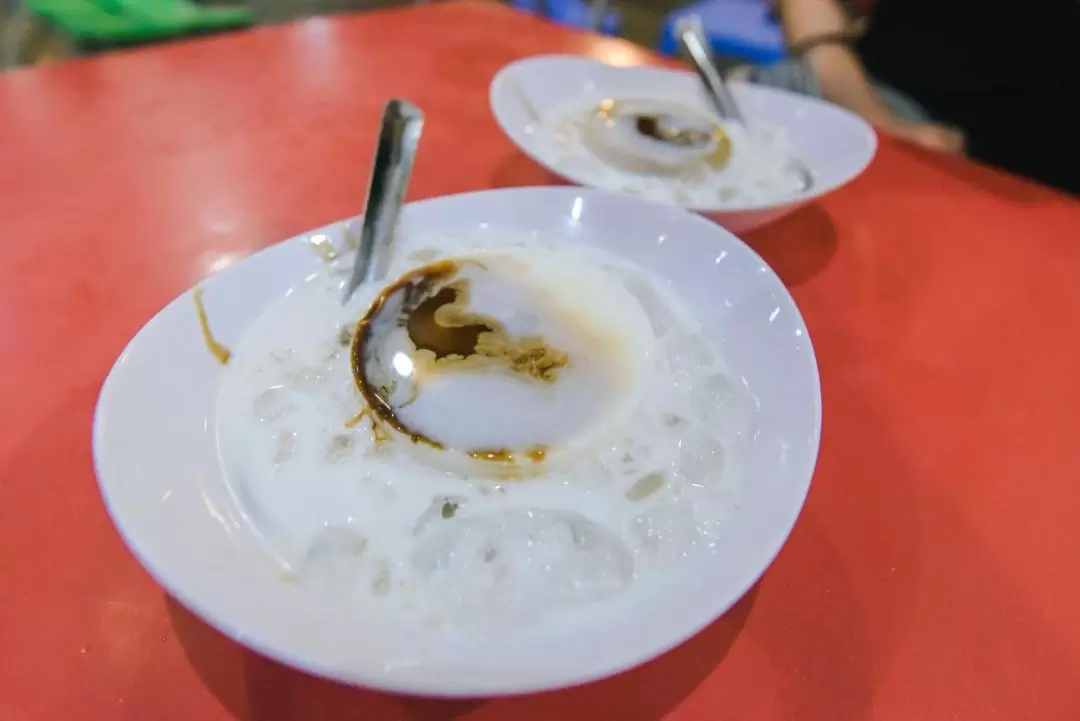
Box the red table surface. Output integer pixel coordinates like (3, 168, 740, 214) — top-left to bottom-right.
(1, 2, 1079, 719)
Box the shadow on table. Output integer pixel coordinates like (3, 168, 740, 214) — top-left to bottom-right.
(488, 150, 571, 190)
(887, 140, 1064, 205)
(744, 203, 839, 287)
(489, 150, 841, 290)
(167, 584, 758, 721)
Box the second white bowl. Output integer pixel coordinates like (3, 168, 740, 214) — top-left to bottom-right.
(490, 55, 877, 233)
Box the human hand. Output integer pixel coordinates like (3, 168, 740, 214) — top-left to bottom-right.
(885, 119, 966, 154)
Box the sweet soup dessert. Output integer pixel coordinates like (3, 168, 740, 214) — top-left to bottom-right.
(214, 229, 755, 637)
(351, 247, 656, 480)
(539, 97, 807, 207)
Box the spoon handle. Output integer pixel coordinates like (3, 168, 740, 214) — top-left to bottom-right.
(676, 16, 746, 125)
(343, 99, 425, 304)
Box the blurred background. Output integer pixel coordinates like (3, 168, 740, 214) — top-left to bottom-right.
(2, 0, 691, 68)
(2, 0, 1074, 193)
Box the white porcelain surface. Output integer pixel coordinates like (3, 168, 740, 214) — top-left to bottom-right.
(490, 55, 877, 233)
(93, 187, 821, 696)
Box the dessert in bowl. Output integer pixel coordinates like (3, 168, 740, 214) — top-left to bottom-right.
(93, 186, 820, 695)
(490, 55, 877, 234)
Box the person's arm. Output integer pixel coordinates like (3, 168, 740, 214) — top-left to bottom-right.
(780, 0, 897, 127)
(779, 0, 964, 152)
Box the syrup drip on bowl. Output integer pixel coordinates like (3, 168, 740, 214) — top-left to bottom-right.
(194, 287, 231, 365)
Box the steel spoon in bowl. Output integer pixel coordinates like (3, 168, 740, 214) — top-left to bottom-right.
(341, 100, 521, 445)
(340, 98, 439, 429)
(676, 16, 814, 193)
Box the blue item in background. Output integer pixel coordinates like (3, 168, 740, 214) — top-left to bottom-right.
(509, 0, 621, 36)
(659, 0, 787, 66)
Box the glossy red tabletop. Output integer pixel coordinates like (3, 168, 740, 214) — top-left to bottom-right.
(2, 2, 1079, 719)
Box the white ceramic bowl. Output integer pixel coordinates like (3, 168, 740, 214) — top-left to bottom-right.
(490, 55, 877, 234)
(93, 187, 820, 696)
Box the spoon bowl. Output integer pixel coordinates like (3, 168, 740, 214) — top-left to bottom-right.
(343, 98, 432, 430)
(351, 258, 462, 447)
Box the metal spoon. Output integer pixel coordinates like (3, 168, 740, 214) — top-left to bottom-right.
(341, 99, 425, 305)
(676, 16, 814, 192)
(340, 100, 451, 435)
(676, 16, 746, 124)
